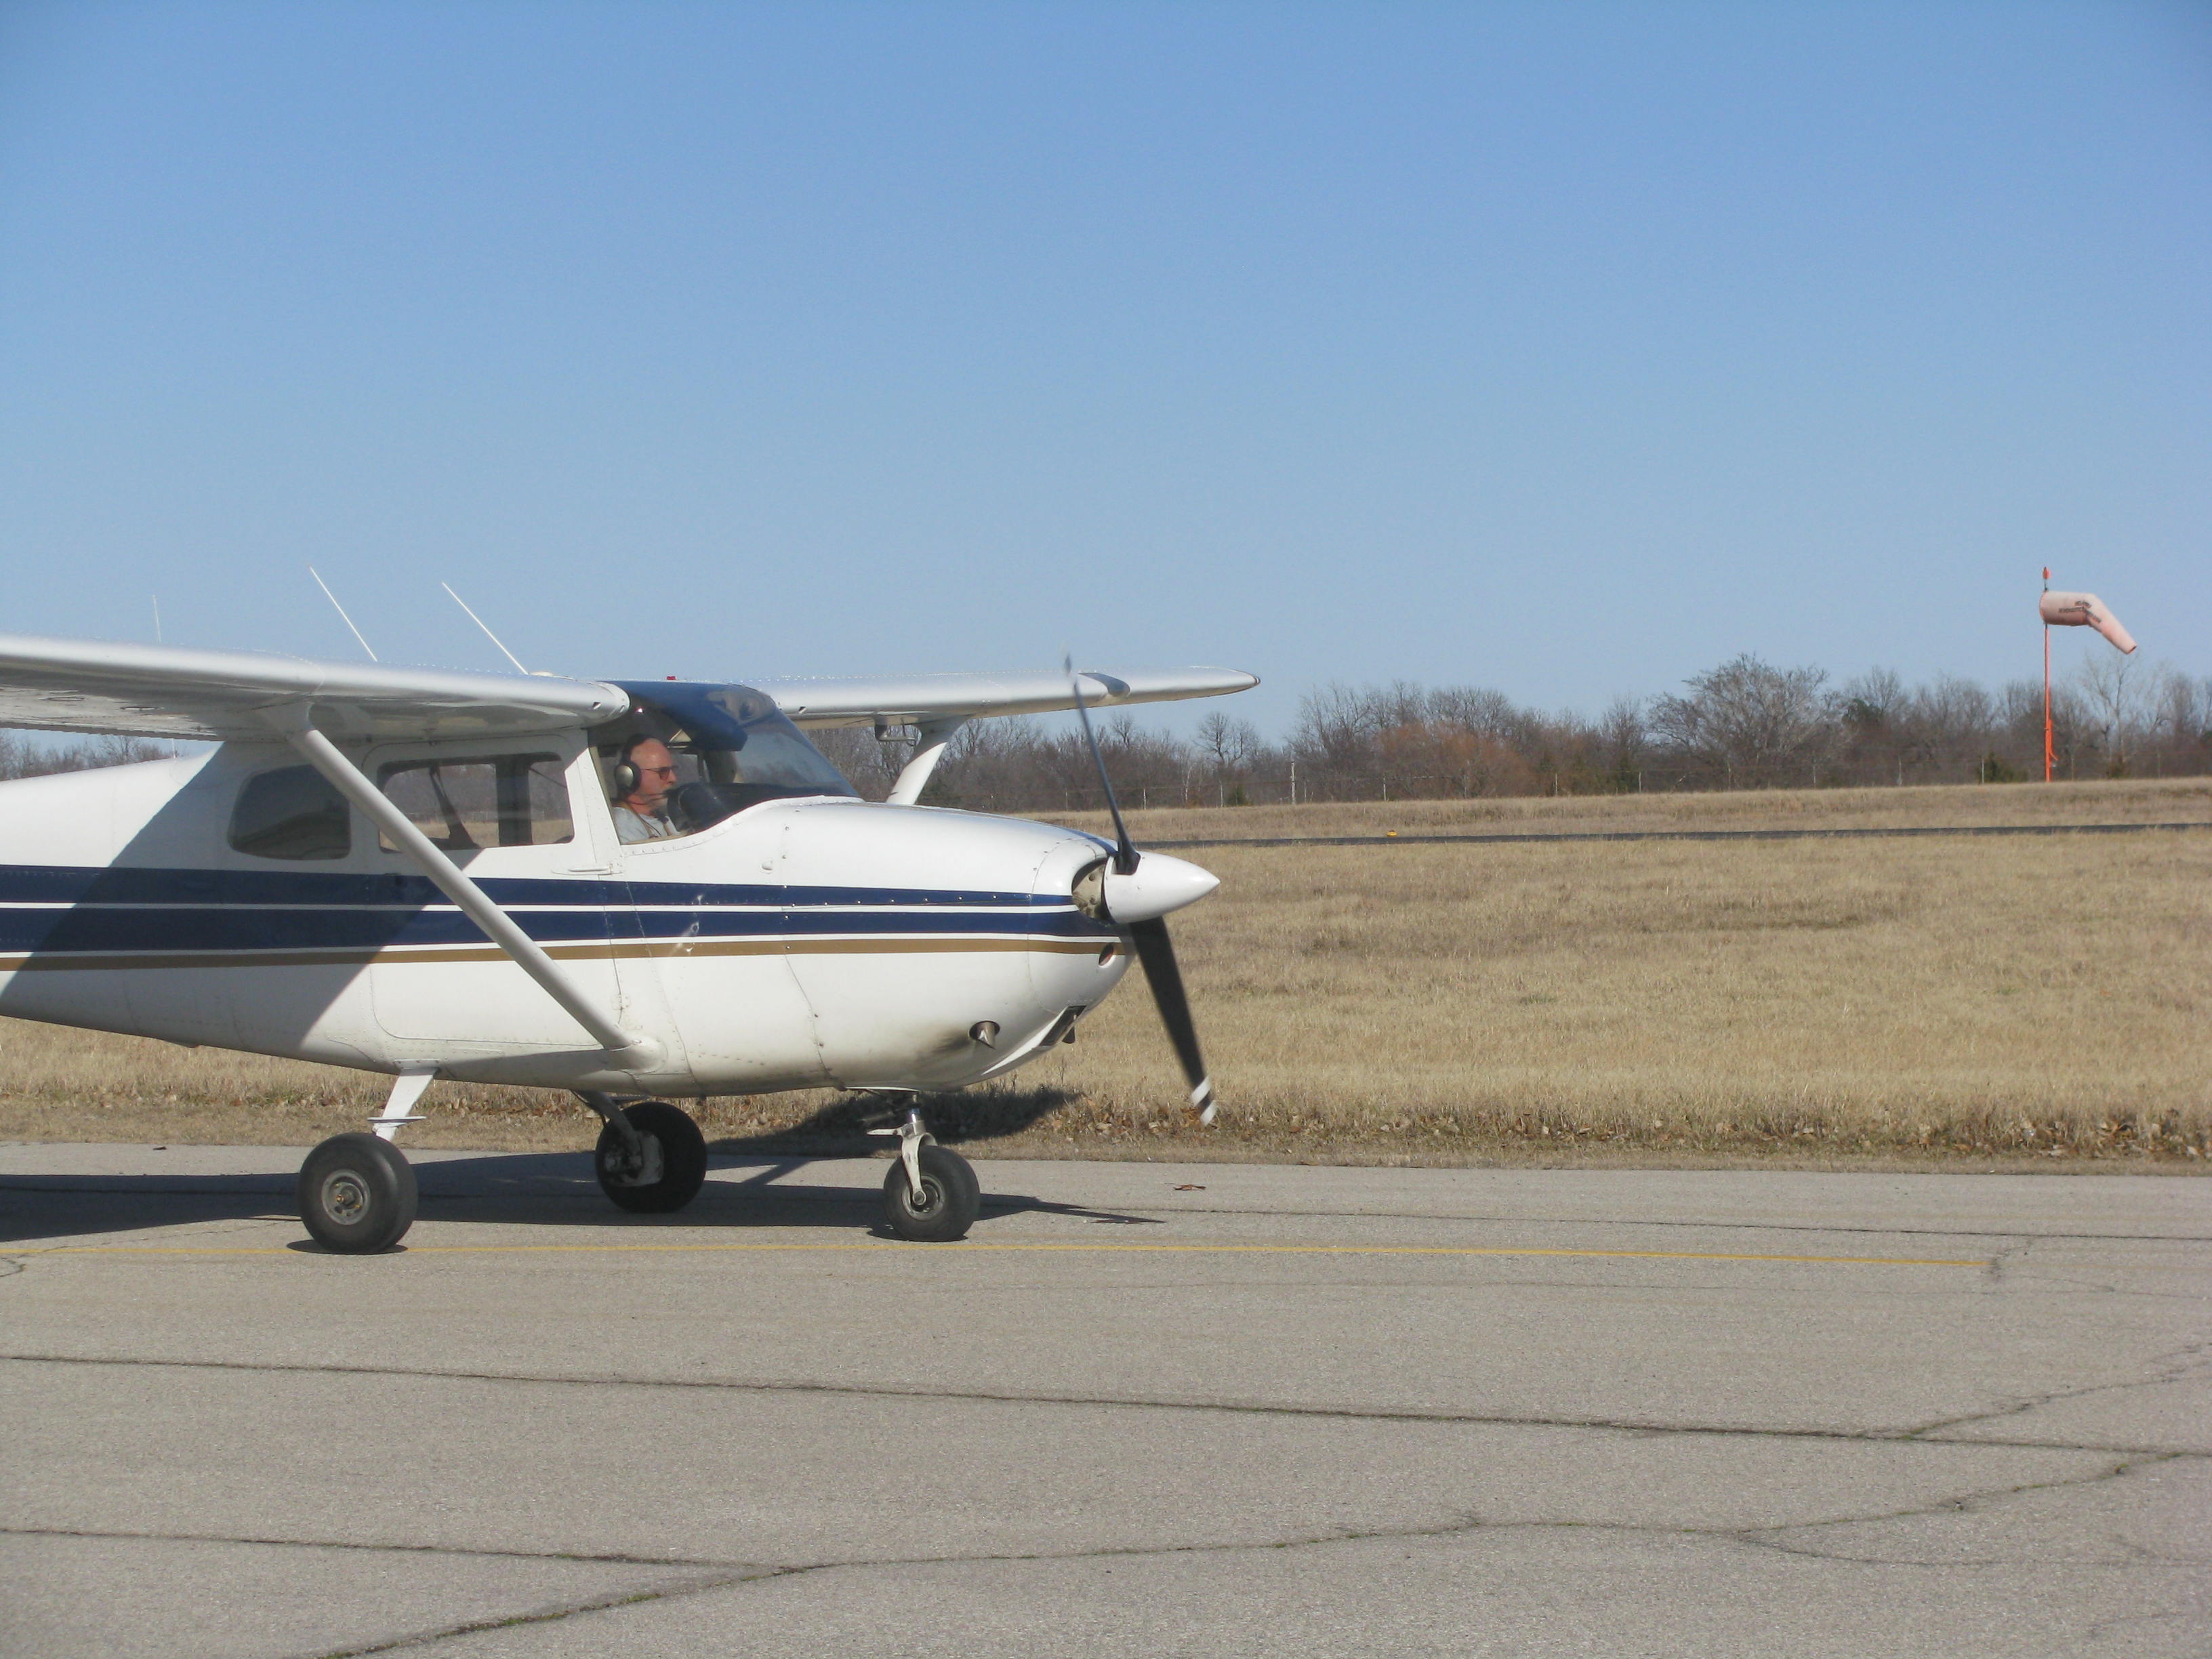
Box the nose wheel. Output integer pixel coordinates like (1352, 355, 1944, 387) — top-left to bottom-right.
(874, 1109, 980, 1241)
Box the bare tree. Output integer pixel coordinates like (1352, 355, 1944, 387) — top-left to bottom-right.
(1598, 695, 1647, 790)
(2150, 664, 2211, 767)
(1193, 711, 1261, 776)
(2072, 651, 2145, 775)
(1839, 668, 1905, 783)
(1293, 683, 1380, 776)
(1648, 655, 1835, 787)
(1906, 674, 1995, 777)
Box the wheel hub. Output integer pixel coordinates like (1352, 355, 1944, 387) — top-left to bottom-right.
(601, 1132, 665, 1187)
(320, 1170, 370, 1227)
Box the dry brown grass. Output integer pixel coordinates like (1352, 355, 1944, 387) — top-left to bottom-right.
(3, 779, 2207, 1168)
(1015, 824, 2211, 1167)
(1046, 775, 2212, 842)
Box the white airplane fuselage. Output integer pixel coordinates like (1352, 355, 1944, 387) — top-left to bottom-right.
(0, 742, 1130, 1098)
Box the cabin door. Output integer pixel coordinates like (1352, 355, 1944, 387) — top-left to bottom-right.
(365, 744, 624, 1048)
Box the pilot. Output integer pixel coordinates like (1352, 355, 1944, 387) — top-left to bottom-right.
(611, 737, 681, 843)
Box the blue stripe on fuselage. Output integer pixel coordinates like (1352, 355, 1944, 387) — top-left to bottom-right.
(0, 863, 1109, 958)
(0, 863, 1049, 910)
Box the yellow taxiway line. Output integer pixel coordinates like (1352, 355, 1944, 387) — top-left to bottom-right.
(25, 1240, 1984, 1268)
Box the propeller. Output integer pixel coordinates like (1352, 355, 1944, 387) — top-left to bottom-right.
(1067, 657, 1219, 1125)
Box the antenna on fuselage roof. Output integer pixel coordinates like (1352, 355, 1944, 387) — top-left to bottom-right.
(441, 582, 531, 675)
(308, 567, 379, 661)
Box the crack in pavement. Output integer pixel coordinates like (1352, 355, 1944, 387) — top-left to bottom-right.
(309, 1577, 763, 1659)
(5, 1349, 2203, 1458)
(284, 1452, 2208, 1657)
(0, 1523, 751, 1572)
(1897, 1340, 2212, 1440)
(1731, 1452, 2190, 1568)
(1989, 1233, 2212, 1302)
(2083, 1532, 2212, 1576)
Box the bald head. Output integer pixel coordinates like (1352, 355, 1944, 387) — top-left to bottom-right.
(621, 739, 678, 815)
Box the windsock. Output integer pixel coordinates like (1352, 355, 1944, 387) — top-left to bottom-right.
(2039, 591, 2136, 654)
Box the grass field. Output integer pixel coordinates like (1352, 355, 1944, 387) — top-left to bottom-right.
(3, 777, 2207, 1168)
(1050, 774, 2212, 840)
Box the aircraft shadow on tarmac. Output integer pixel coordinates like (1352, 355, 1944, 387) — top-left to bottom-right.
(0, 1099, 1162, 1249)
(713, 1083, 1076, 1154)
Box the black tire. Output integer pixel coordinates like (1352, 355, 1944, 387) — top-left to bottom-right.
(298, 1132, 417, 1254)
(595, 1101, 709, 1214)
(880, 1143, 981, 1242)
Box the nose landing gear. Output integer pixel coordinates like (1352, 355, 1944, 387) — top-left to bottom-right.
(872, 1106, 981, 1242)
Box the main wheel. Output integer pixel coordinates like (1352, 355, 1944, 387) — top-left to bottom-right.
(595, 1101, 709, 1214)
(298, 1133, 417, 1254)
(880, 1143, 981, 1242)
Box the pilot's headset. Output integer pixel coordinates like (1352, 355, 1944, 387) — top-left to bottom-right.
(609, 738, 655, 800)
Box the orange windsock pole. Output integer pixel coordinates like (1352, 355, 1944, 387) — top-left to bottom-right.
(2039, 571, 2136, 781)
(2043, 567, 2053, 782)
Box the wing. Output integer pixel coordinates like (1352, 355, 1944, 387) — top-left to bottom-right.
(751, 667, 1260, 729)
(0, 634, 629, 743)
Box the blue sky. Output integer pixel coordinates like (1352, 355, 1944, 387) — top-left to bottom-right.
(2, 1, 2206, 735)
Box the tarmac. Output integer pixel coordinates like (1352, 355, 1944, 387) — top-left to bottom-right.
(1, 1143, 2207, 1658)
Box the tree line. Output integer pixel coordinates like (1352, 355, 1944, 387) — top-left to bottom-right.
(810, 653, 2212, 811)
(7, 653, 2207, 806)
(0, 733, 173, 782)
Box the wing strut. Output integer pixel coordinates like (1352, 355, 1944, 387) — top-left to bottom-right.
(268, 706, 657, 1067)
(885, 716, 968, 806)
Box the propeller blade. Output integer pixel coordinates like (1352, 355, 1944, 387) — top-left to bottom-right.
(1128, 916, 1216, 1124)
(1066, 654, 1216, 1124)
(1066, 653, 1137, 875)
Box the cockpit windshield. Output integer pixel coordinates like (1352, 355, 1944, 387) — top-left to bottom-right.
(598, 681, 857, 838)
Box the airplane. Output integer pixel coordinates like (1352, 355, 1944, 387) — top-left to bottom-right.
(0, 633, 1256, 1252)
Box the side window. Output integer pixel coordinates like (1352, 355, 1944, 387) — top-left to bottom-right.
(229, 766, 352, 861)
(374, 754, 573, 851)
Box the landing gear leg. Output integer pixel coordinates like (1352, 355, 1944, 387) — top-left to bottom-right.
(872, 1107, 981, 1242)
(369, 1065, 436, 1141)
